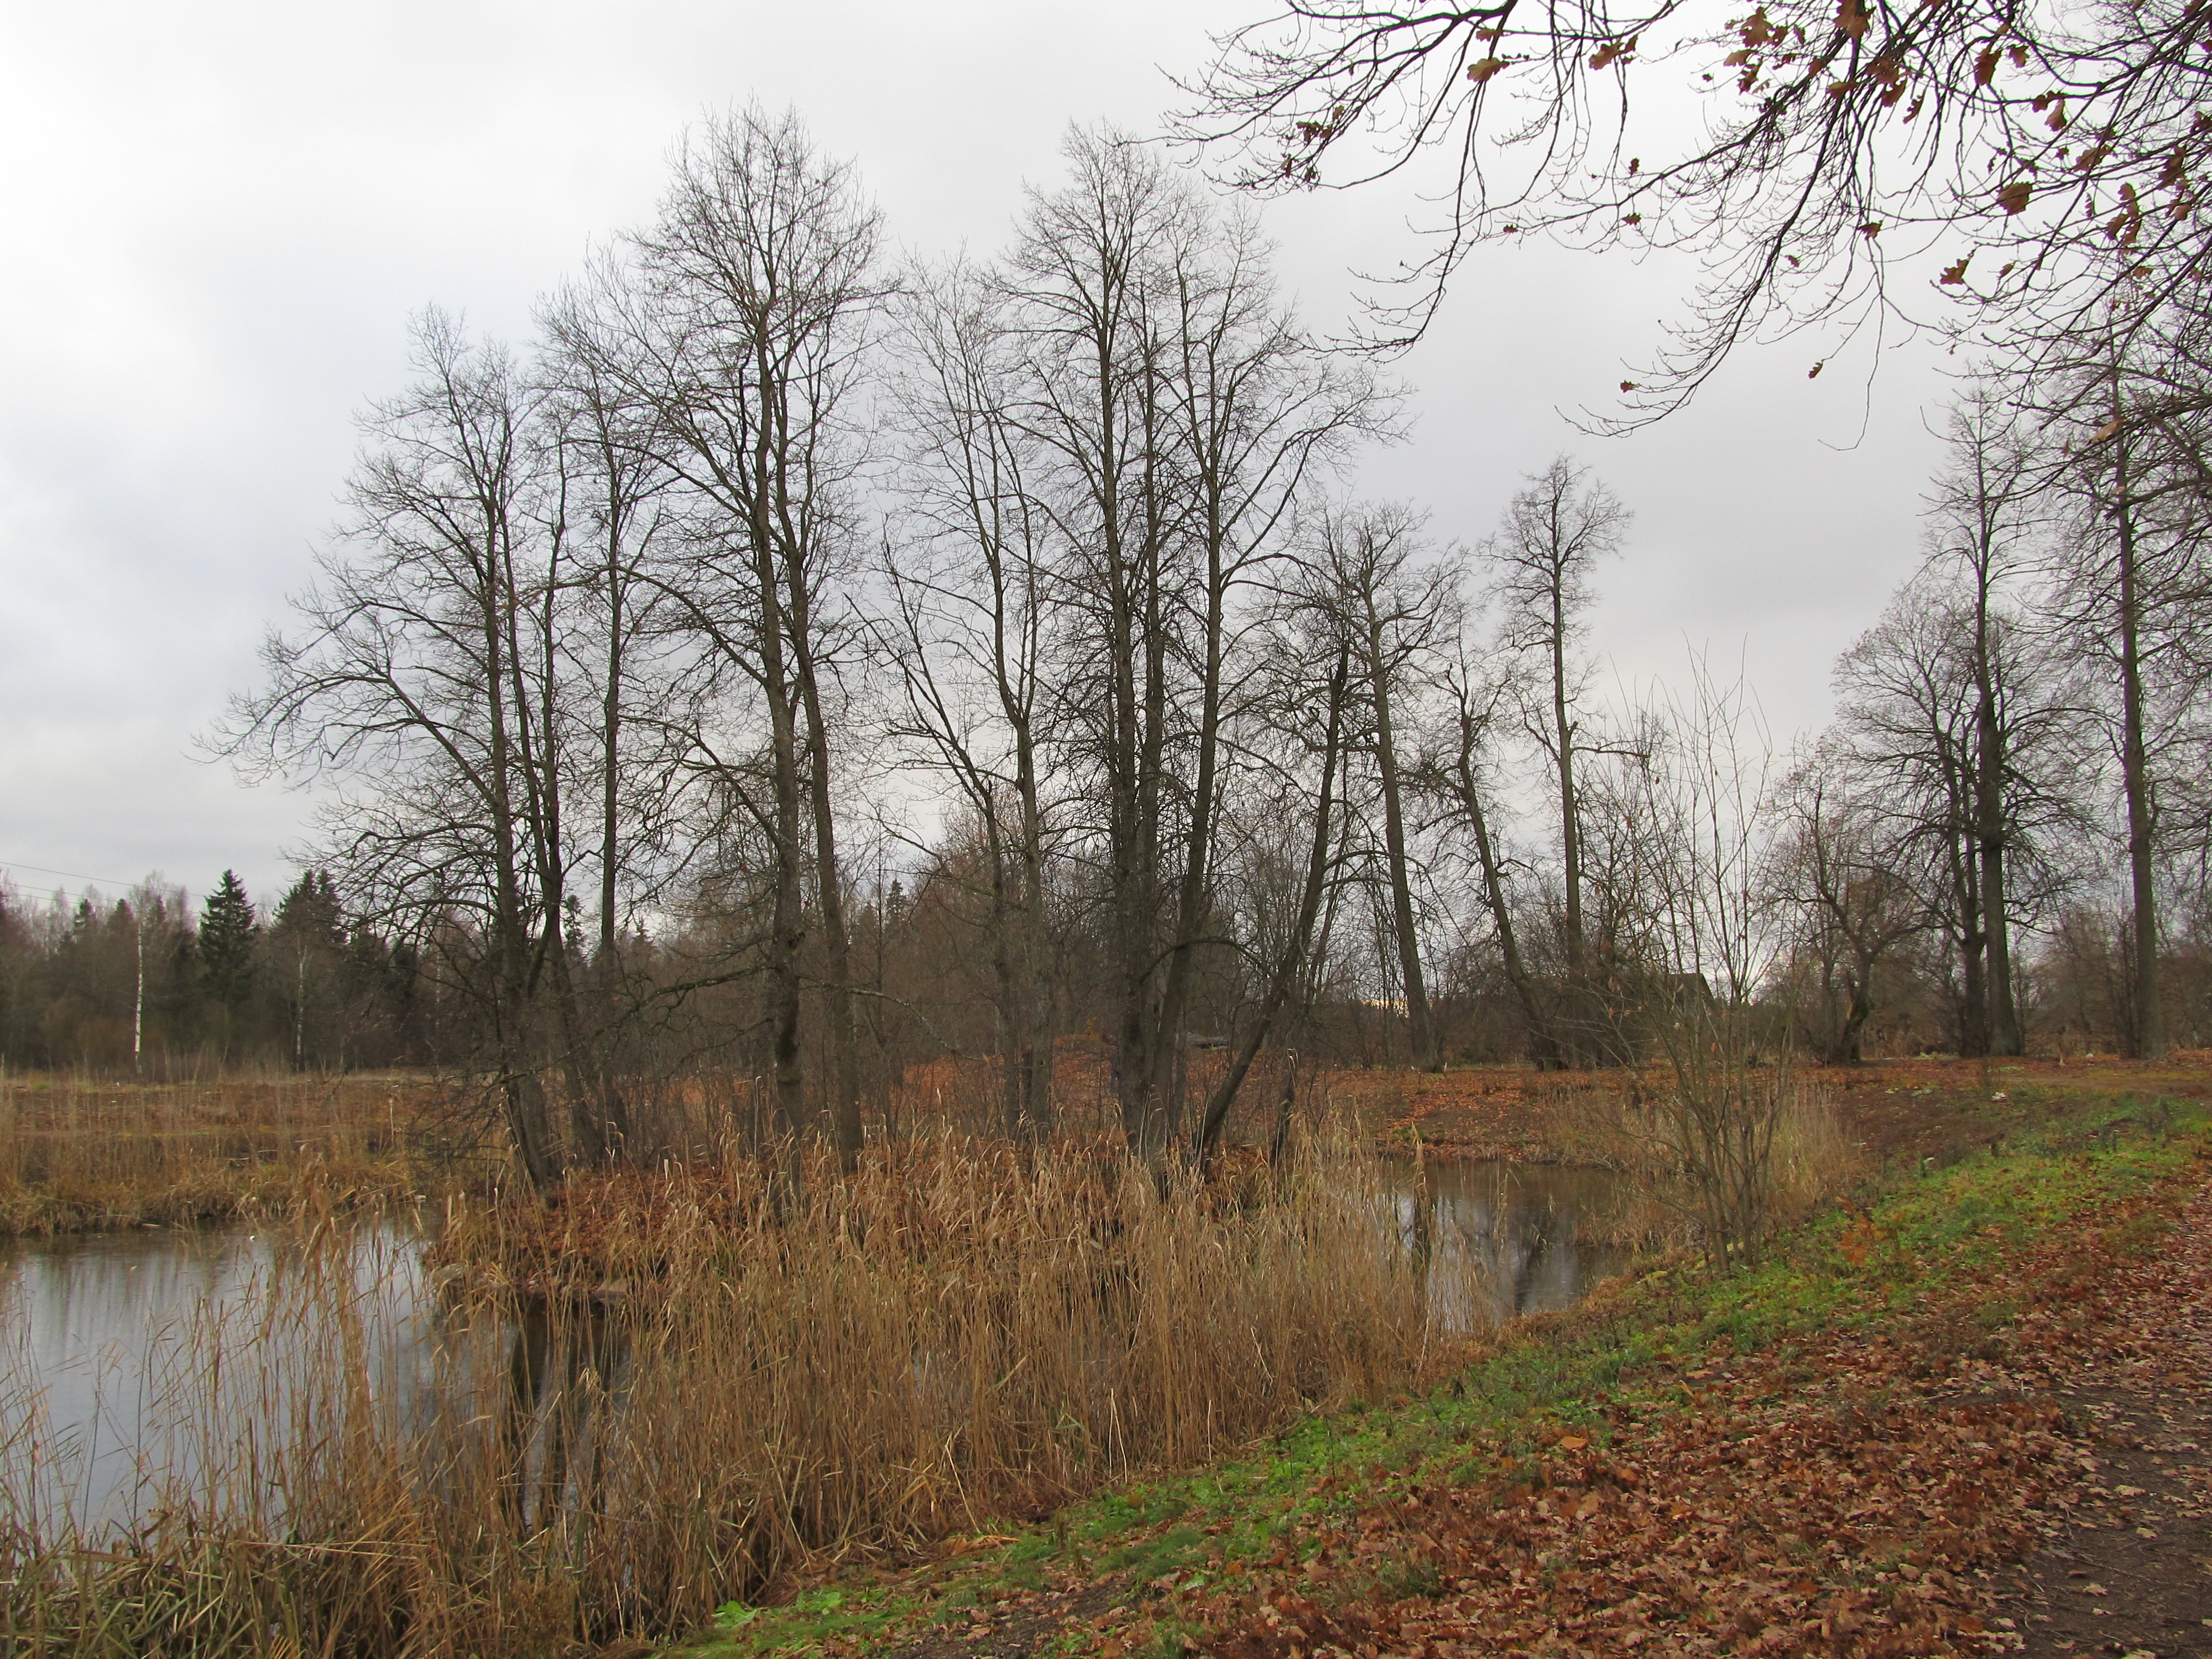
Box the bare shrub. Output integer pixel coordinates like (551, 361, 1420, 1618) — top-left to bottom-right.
(1543, 1063, 1861, 1260)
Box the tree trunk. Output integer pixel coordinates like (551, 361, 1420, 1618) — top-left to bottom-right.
(1953, 810, 1988, 1061)
(1197, 648, 1350, 1166)
(749, 472, 809, 1206)
(1552, 584, 1585, 975)
(1829, 953, 1874, 1066)
(2111, 390, 2165, 1059)
(1369, 612, 1436, 1070)
(1971, 586, 2023, 1058)
(1148, 497, 1229, 1133)
(1017, 753, 1055, 1137)
(795, 649, 862, 1170)
(1451, 711, 1562, 1069)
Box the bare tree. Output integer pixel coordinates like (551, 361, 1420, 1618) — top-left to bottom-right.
(1834, 577, 1992, 1056)
(1178, 0, 2212, 425)
(1486, 456, 1629, 1051)
(533, 269, 696, 1161)
(1767, 748, 1927, 1064)
(1196, 601, 1356, 1164)
(1006, 127, 1380, 1161)
(1314, 503, 1449, 1068)
(1833, 564, 2089, 1056)
(223, 314, 576, 1185)
(1421, 628, 1563, 1067)
(1925, 384, 2043, 1056)
(2046, 321, 2212, 1058)
(884, 257, 1059, 1138)
(1595, 657, 1785, 1261)
(578, 107, 888, 1175)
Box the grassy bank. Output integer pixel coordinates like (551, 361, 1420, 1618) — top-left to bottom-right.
(0, 1071, 430, 1233)
(680, 1077, 2209, 1659)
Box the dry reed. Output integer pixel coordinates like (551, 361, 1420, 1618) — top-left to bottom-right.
(1543, 1070, 1866, 1252)
(0, 1073, 427, 1235)
(0, 1118, 1473, 1657)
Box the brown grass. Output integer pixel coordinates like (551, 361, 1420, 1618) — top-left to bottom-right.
(0, 1119, 1479, 1656)
(0, 1072, 430, 1234)
(1536, 1071, 1868, 1249)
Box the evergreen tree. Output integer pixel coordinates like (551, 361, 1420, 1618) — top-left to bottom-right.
(274, 871, 344, 947)
(272, 870, 346, 1069)
(199, 870, 258, 1013)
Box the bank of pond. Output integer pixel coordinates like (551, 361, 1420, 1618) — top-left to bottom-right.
(0, 1139, 1638, 1655)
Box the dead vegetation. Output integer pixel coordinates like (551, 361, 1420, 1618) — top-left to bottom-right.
(0, 1071, 427, 1234)
(0, 1118, 1488, 1657)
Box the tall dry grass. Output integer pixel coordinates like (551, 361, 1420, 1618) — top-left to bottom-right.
(0, 1119, 1472, 1657)
(1542, 1069, 1866, 1255)
(0, 1072, 427, 1234)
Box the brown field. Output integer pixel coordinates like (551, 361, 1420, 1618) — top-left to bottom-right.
(5, 1045, 2201, 1241)
(1327, 1049, 2212, 1166)
(0, 1071, 431, 1234)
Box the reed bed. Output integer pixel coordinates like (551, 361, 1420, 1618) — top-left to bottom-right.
(0, 1073, 429, 1234)
(0, 1120, 1474, 1657)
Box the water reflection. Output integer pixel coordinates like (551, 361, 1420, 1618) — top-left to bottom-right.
(3, 1164, 1635, 1535)
(1389, 1160, 1633, 1332)
(1, 1217, 648, 1542)
(3, 1219, 434, 1530)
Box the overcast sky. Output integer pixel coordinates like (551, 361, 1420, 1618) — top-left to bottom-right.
(0, 0, 1955, 912)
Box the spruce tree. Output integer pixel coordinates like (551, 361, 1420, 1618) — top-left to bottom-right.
(274, 871, 344, 947)
(199, 870, 259, 1013)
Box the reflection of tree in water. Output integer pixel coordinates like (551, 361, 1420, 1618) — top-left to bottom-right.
(1396, 1161, 1631, 1333)
(408, 1294, 630, 1548)
(492, 1303, 625, 1541)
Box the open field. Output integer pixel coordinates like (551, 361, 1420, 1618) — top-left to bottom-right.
(4, 1044, 2152, 1240)
(1331, 1051, 2212, 1167)
(0, 1072, 431, 1234)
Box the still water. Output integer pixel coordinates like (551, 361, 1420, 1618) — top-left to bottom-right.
(0, 1218, 451, 1531)
(3, 1162, 1634, 1531)
(1387, 1159, 1635, 1329)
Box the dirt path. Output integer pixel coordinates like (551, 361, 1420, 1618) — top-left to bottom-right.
(1987, 1183, 2212, 1657)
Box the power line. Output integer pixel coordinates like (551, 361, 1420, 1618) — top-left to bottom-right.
(0, 858, 156, 890)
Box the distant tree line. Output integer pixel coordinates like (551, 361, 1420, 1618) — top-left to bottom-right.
(0, 870, 425, 1073)
(15, 105, 2173, 1181)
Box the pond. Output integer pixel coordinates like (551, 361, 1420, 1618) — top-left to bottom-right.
(1, 1217, 455, 1532)
(3, 1160, 1639, 1534)
(1387, 1159, 1637, 1329)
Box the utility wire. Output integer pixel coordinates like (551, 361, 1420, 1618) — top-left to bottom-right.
(0, 858, 155, 889)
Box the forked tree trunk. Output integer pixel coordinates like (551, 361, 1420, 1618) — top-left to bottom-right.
(1368, 610, 1436, 1070)
(1197, 648, 1351, 1166)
